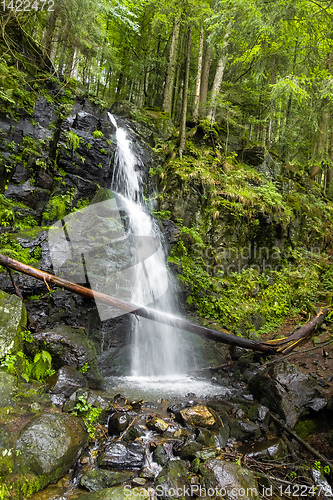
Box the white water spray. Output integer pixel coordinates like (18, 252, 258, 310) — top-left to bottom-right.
(108, 113, 188, 378)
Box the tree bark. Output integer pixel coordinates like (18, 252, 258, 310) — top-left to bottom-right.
(207, 24, 231, 123)
(192, 26, 204, 122)
(179, 26, 192, 158)
(199, 38, 211, 116)
(162, 18, 180, 115)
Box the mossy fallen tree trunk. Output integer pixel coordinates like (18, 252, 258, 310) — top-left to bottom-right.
(0, 254, 327, 355)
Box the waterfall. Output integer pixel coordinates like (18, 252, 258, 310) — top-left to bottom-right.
(108, 113, 188, 378)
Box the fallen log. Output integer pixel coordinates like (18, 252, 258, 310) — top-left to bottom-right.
(264, 309, 328, 354)
(0, 254, 328, 355)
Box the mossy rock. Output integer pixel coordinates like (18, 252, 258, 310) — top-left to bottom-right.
(0, 290, 27, 358)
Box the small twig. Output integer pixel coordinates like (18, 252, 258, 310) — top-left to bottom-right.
(6, 267, 23, 300)
(116, 416, 137, 441)
(270, 413, 333, 471)
(261, 339, 333, 368)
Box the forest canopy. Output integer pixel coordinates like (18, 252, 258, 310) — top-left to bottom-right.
(0, 0, 333, 189)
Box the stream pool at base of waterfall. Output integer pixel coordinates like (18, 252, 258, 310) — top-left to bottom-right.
(104, 375, 234, 401)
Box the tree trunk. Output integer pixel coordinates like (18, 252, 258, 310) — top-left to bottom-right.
(162, 18, 180, 115)
(207, 24, 231, 123)
(179, 26, 192, 158)
(43, 9, 58, 58)
(199, 39, 211, 116)
(192, 26, 204, 122)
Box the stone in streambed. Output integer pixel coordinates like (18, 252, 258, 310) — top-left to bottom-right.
(98, 441, 145, 470)
(16, 412, 88, 489)
(180, 405, 216, 429)
(200, 458, 260, 500)
(47, 366, 87, 398)
(80, 469, 135, 492)
(108, 412, 132, 435)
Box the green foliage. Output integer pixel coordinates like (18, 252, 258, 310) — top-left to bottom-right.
(169, 217, 323, 335)
(92, 130, 104, 138)
(0, 233, 41, 266)
(65, 131, 81, 153)
(0, 350, 54, 382)
(42, 190, 75, 222)
(72, 395, 102, 438)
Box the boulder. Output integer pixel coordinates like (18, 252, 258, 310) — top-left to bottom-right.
(80, 469, 135, 492)
(33, 325, 103, 388)
(0, 372, 16, 407)
(47, 366, 87, 398)
(0, 290, 26, 358)
(155, 460, 189, 498)
(200, 458, 260, 500)
(146, 415, 169, 434)
(248, 362, 327, 427)
(98, 441, 145, 470)
(63, 388, 109, 413)
(108, 412, 132, 435)
(16, 412, 88, 489)
(180, 405, 216, 429)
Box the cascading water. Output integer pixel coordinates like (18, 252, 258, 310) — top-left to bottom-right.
(108, 112, 188, 378)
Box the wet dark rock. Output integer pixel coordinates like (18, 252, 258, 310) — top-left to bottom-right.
(63, 388, 109, 413)
(11, 163, 30, 184)
(195, 427, 215, 446)
(247, 404, 270, 423)
(230, 419, 261, 440)
(16, 412, 88, 489)
(33, 325, 103, 388)
(98, 441, 145, 470)
(153, 443, 171, 465)
(177, 441, 203, 460)
(4, 180, 49, 212)
(80, 469, 135, 492)
(248, 362, 327, 427)
(200, 458, 259, 499)
(155, 459, 189, 497)
(215, 425, 230, 449)
(0, 372, 17, 407)
(122, 416, 148, 441)
(47, 366, 87, 398)
(238, 438, 286, 460)
(108, 412, 132, 435)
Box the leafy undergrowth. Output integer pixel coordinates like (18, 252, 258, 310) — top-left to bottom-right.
(158, 138, 333, 337)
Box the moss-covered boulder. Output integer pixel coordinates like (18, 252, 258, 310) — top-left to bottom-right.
(0, 372, 17, 407)
(80, 469, 135, 492)
(33, 325, 103, 388)
(155, 460, 189, 499)
(200, 458, 260, 499)
(15, 412, 88, 489)
(0, 290, 26, 358)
